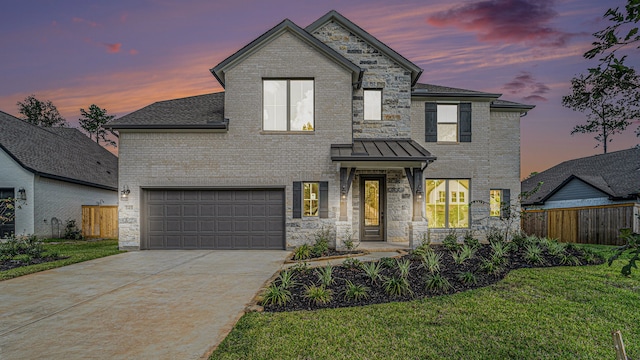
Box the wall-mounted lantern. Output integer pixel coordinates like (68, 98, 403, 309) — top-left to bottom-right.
(17, 188, 26, 201)
(120, 185, 130, 200)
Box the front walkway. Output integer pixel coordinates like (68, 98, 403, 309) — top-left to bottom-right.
(0, 250, 289, 360)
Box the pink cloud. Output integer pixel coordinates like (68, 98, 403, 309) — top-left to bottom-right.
(129, 49, 139, 55)
(503, 71, 549, 101)
(120, 12, 128, 23)
(72, 17, 98, 27)
(103, 43, 122, 53)
(427, 0, 577, 47)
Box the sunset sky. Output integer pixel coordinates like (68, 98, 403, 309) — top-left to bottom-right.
(1, 0, 638, 178)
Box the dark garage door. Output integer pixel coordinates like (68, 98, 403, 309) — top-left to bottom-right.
(144, 189, 285, 250)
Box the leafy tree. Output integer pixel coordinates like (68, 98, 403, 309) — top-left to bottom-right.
(16, 95, 68, 127)
(79, 104, 117, 147)
(582, 0, 640, 138)
(562, 64, 640, 153)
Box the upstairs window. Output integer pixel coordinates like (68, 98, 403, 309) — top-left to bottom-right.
(263, 80, 314, 131)
(425, 102, 472, 143)
(364, 89, 382, 120)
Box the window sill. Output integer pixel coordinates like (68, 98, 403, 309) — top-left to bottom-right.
(260, 131, 315, 135)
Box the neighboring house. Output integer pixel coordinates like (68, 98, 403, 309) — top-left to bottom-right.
(108, 10, 533, 250)
(0, 110, 118, 238)
(521, 148, 640, 245)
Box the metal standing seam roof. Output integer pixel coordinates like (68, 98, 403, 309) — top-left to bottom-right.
(331, 139, 436, 162)
(0, 110, 118, 190)
(412, 83, 535, 110)
(521, 147, 640, 205)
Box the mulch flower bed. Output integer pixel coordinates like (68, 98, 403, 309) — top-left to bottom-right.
(0, 256, 67, 271)
(264, 243, 603, 312)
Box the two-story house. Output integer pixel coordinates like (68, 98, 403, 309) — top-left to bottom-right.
(108, 10, 533, 250)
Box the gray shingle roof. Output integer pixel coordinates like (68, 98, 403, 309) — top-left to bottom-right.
(521, 148, 640, 205)
(107, 92, 226, 129)
(0, 110, 118, 190)
(331, 139, 436, 162)
(412, 83, 534, 110)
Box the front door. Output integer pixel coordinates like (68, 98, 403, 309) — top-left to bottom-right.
(360, 176, 385, 241)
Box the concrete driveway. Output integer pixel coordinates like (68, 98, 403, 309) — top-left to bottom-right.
(0, 250, 288, 359)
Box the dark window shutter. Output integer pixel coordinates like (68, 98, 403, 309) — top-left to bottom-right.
(501, 188, 511, 219)
(425, 102, 437, 142)
(459, 102, 472, 142)
(293, 182, 301, 218)
(319, 181, 329, 218)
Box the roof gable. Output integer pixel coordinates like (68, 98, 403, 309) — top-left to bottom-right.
(306, 10, 423, 86)
(522, 148, 640, 205)
(211, 19, 362, 88)
(0, 110, 118, 190)
(545, 176, 610, 202)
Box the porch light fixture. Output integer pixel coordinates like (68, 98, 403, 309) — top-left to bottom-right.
(17, 188, 26, 201)
(121, 185, 130, 199)
(416, 187, 423, 199)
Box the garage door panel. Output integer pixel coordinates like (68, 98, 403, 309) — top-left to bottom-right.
(166, 205, 181, 217)
(145, 189, 284, 249)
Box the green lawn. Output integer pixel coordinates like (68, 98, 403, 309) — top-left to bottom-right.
(0, 239, 123, 280)
(211, 246, 640, 359)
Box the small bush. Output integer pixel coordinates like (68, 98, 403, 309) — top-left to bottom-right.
(559, 253, 581, 266)
(486, 227, 505, 244)
(463, 231, 480, 249)
(546, 241, 566, 257)
(290, 261, 310, 274)
(443, 233, 460, 252)
(304, 285, 333, 305)
(277, 269, 296, 289)
(490, 241, 508, 258)
(421, 251, 442, 274)
(451, 244, 476, 265)
(457, 271, 477, 285)
(411, 242, 433, 259)
(63, 219, 83, 240)
(261, 284, 291, 306)
(12, 253, 33, 263)
(383, 276, 412, 297)
(425, 273, 451, 292)
(343, 280, 369, 301)
(312, 227, 332, 256)
(361, 261, 383, 285)
(342, 258, 362, 269)
(379, 257, 396, 269)
(315, 264, 335, 287)
(293, 244, 312, 260)
(481, 258, 501, 275)
(342, 230, 359, 250)
(525, 244, 545, 265)
(395, 258, 412, 278)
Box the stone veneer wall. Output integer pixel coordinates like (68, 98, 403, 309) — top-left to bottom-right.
(311, 22, 412, 139)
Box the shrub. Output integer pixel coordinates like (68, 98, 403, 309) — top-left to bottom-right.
(12, 253, 33, 263)
(0, 234, 46, 259)
(457, 271, 477, 285)
(315, 264, 335, 287)
(421, 251, 442, 274)
(425, 273, 451, 292)
(411, 242, 433, 259)
(379, 257, 396, 269)
(304, 285, 333, 305)
(361, 261, 383, 285)
(63, 219, 83, 240)
(481, 258, 501, 275)
(293, 244, 312, 260)
(312, 227, 332, 256)
(559, 253, 581, 266)
(463, 231, 480, 249)
(395, 258, 412, 278)
(342, 230, 359, 250)
(383, 276, 412, 297)
(490, 241, 508, 258)
(443, 232, 460, 252)
(486, 227, 505, 244)
(546, 241, 566, 257)
(608, 228, 640, 276)
(261, 284, 291, 306)
(343, 280, 369, 301)
(525, 244, 545, 265)
(290, 261, 310, 274)
(342, 258, 362, 269)
(451, 244, 476, 265)
(277, 269, 296, 289)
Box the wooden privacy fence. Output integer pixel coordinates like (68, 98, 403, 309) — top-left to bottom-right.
(82, 205, 118, 238)
(521, 204, 635, 245)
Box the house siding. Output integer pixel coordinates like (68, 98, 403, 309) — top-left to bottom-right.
(311, 22, 412, 139)
(117, 30, 353, 249)
(546, 178, 608, 202)
(411, 100, 522, 240)
(33, 176, 117, 237)
(0, 148, 35, 236)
